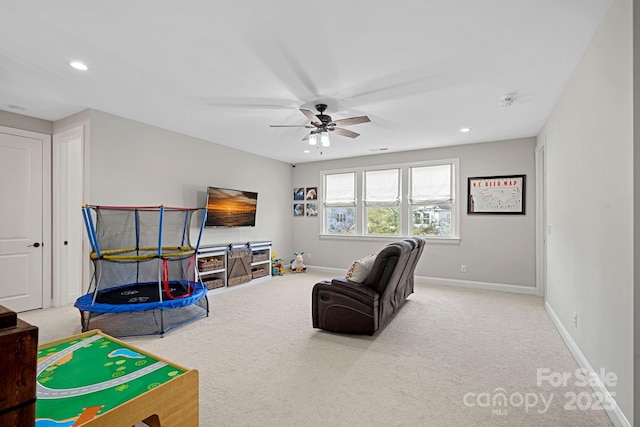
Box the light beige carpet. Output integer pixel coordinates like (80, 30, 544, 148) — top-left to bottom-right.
(22, 271, 614, 426)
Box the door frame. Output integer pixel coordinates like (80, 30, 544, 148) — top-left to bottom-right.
(535, 137, 547, 299)
(52, 125, 86, 307)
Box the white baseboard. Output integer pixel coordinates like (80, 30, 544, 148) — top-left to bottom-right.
(545, 302, 630, 427)
(305, 267, 537, 295)
(417, 275, 538, 295)
(305, 265, 345, 276)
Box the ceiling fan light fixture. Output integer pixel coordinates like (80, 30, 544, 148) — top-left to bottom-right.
(320, 131, 330, 147)
(500, 95, 514, 107)
(271, 104, 370, 149)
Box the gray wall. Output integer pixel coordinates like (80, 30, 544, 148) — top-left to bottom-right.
(0, 109, 52, 134)
(635, 0, 640, 422)
(292, 137, 536, 290)
(85, 110, 294, 260)
(538, 0, 633, 421)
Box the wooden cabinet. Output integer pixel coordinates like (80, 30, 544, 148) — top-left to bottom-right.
(0, 306, 38, 427)
(196, 241, 272, 291)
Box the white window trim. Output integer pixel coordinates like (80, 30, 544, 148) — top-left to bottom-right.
(320, 158, 460, 242)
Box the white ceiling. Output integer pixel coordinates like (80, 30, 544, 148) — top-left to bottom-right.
(1, 0, 612, 164)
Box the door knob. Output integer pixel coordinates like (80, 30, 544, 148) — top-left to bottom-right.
(28, 242, 41, 248)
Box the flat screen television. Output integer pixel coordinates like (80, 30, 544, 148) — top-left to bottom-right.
(205, 186, 258, 227)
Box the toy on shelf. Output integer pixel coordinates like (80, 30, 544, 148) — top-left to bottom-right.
(289, 252, 307, 273)
(271, 253, 285, 276)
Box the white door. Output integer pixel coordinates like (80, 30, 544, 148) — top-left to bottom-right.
(0, 126, 50, 312)
(53, 127, 84, 306)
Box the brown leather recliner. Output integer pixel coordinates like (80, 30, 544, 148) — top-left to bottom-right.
(402, 237, 426, 298)
(312, 238, 425, 335)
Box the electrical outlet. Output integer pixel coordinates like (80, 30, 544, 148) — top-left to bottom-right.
(460, 265, 467, 273)
(572, 312, 578, 327)
(307, 252, 311, 259)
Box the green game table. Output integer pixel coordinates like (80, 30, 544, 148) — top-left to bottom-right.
(35, 330, 199, 426)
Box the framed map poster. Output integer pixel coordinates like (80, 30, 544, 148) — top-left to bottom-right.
(467, 175, 526, 214)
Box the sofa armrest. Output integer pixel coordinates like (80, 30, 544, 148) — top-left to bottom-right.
(312, 279, 380, 334)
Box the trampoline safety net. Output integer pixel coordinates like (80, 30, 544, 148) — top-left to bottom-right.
(75, 205, 209, 337)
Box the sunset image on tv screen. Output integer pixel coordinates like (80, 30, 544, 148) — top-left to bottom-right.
(206, 187, 257, 227)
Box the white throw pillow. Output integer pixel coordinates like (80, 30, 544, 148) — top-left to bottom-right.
(345, 252, 377, 283)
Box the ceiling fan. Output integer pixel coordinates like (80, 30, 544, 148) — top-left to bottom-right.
(270, 104, 370, 146)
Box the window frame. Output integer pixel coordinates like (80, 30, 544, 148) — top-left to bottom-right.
(320, 159, 460, 243)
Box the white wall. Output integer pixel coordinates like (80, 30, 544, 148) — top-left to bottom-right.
(86, 110, 294, 259)
(538, 0, 633, 422)
(292, 137, 536, 291)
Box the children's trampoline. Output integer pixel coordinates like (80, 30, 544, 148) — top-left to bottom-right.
(75, 205, 209, 337)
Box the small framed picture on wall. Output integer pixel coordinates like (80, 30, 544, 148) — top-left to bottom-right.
(293, 188, 305, 201)
(306, 203, 318, 217)
(305, 187, 317, 200)
(293, 203, 305, 216)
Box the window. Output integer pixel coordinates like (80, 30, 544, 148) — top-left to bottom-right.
(409, 164, 453, 237)
(364, 169, 400, 235)
(322, 160, 458, 239)
(324, 172, 356, 234)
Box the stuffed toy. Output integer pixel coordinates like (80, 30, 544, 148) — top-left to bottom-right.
(289, 252, 307, 273)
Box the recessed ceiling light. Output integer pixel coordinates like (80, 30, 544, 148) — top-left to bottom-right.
(69, 61, 89, 71)
(460, 127, 471, 133)
(303, 150, 310, 153)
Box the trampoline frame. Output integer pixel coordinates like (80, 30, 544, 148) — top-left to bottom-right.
(76, 205, 210, 337)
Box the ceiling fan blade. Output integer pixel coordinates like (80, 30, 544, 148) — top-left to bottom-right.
(269, 124, 314, 128)
(332, 116, 371, 127)
(300, 109, 321, 125)
(331, 127, 360, 138)
(200, 96, 296, 110)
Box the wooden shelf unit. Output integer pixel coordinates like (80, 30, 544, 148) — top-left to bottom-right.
(196, 244, 228, 290)
(250, 241, 272, 280)
(196, 241, 272, 291)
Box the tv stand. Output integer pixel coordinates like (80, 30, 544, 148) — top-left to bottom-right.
(196, 241, 272, 291)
